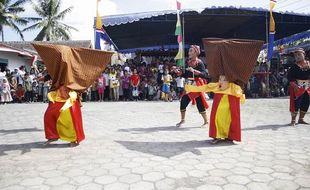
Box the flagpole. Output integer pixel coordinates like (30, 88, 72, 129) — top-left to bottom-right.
(265, 11, 270, 97)
(182, 11, 185, 68)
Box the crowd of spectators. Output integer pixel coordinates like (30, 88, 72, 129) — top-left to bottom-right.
(0, 57, 290, 104)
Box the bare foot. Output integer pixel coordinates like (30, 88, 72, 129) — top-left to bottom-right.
(69, 142, 79, 147)
(298, 120, 309, 125)
(201, 122, 208, 128)
(43, 139, 58, 146)
(176, 120, 185, 127)
(210, 139, 220, 144)
(290, 121, 296, 126)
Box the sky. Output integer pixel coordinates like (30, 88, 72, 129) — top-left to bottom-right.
(3, 0, 310, 43)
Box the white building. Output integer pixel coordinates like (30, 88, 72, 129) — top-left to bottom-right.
(0, 40, 92, 73)
(0, 44, 35, 72)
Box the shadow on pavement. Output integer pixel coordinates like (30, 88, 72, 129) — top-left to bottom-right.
(243, 124, 291, 131)
(0, 128, 43, 135)
(116, 140, 236, 158)
(118, 126, 200, 134)
(0, 141, 70, 156)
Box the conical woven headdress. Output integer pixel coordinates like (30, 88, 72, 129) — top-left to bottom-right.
(203, 38, 263, 85)
(32, 43, 113, 92)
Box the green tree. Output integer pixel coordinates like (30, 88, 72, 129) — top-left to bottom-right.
(23, 0, 77, 41)
(0, 0, 30, 41)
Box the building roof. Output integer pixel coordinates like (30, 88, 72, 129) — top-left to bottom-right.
(101, 6, 310, 27)
(97, 8, 310, 52)
(0, 40, 92, 56)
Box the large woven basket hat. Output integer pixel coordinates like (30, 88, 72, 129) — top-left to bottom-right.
(32, 43, 113, 92)
(202, 38, 263, 85)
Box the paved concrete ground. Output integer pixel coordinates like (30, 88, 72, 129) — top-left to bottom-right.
(0, 98, 310, 190)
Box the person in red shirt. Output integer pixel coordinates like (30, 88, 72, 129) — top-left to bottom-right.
(15, 84, 25, 103)
(130, 69, 140, 101)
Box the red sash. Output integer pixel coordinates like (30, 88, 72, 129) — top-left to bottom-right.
(289, 81, 310, 112)
(186, 77, 209, 109)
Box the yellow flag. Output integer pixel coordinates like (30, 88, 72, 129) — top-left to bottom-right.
(96, 0, 102, 29)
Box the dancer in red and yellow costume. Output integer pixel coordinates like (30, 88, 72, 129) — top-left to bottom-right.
(186, 75, 245, 143)
(33, 43, 113, 146)
(185, 38, 263, 144)
(44, 86, 84, 146)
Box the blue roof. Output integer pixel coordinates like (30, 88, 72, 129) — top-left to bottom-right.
(263, 29, 310, 49)
(102, 6, 310, 27)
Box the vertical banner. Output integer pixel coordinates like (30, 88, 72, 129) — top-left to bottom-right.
(95, 0, 114, 50)
(267, 0, 276, 61)
(174, 1, 184, 67)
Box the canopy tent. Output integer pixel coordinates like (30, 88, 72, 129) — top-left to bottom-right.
(97, 6, 310, 53)
(262, 29, 310, 48)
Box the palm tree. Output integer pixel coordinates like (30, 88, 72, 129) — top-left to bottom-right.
(0, 0, 30, 41)
(23, 0, 77, 41)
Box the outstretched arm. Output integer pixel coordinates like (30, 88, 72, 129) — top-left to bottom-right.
(185, 83, 219, 93)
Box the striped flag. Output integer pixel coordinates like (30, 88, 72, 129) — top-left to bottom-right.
(267, 0, 276, 61)
(95, 0, 113, 50)
(174, 0, 184, 67)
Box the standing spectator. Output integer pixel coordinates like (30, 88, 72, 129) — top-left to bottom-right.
(130, 69, 140, 101)
(161, 69, 173, 102)
(118, 73, 124, 101)
(43, 76, 51, 103)
(97, 74, 105, 102)
(32, 81, 39, 102)
(103, 69, 110, 101)
(109, 68, 118, 101)
(9, 74, 17, 95)
(15, 84, 25, 103)
(176, 76, 185, 99)
(90, 81, 98, 101)
(250, 75, 259, 98)
(11, 69, 19, 84)
(17, 66, 26, 85)
(24, 73, 33, 102)
(147, 80, 156, 101)
(139, 77, 148, 100)
(114, 73, 121, 101)
(29, 67, 37, 82)
(122, 70, 131, 101)
(37, 74, 44, 102)
(1, 78, 13, 103)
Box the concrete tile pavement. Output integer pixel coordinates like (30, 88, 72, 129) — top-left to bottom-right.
(0, 98, 309, 190)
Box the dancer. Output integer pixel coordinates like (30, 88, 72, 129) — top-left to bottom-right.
(288, 48, 310, 126)
(173, 45, 209, 128)
(185, 38, 263, 143)
(33, 43, 113, 146)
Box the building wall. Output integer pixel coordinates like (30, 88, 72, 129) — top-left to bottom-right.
(0, 51, 31, 71)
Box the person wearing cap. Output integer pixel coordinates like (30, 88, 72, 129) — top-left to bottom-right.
(173, 45, 209, 128)
(288, 48, 310, 126)
(185, 38, 263, 144)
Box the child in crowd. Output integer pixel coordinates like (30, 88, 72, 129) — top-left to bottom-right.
(148, 81, 156, 101)
(32, 81, 39, 102)
(15, 84, 25, 103)
(97, 75, 105, 102)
